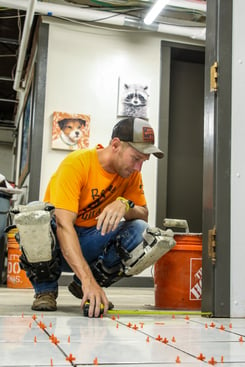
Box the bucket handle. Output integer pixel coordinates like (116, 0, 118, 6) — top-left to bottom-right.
(163, 218, 189, 233)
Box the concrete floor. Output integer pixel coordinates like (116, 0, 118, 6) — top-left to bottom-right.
(0, 285, 155, 316)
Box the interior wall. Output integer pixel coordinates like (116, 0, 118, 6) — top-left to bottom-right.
(33, 18, 204, 281)
(231, 0, 245, 317)
(39, 18, 202, 227)
(0, 144, 14, 180)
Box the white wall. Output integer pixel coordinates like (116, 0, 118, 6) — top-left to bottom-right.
(38, 19, 202, 280)
(231, 0, 245, 317)
(0, 144, 14, 180)
(39, 19, 173, 226)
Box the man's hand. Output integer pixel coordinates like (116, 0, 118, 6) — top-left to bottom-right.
(96, 200, 127, 235)
(81, 278, 109, 317)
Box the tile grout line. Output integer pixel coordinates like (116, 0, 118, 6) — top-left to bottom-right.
(108, 316, 208, 364)
(32, 315, 77, 367)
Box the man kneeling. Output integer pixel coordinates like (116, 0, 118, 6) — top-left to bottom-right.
(13, 117, 175, 317)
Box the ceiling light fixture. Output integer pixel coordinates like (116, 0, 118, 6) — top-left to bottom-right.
(144, 0, 169, 25)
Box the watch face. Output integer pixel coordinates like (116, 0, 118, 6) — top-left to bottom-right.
(128, 200, 135, 208)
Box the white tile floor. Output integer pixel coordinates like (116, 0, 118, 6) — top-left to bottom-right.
(1, 286, 245, 366)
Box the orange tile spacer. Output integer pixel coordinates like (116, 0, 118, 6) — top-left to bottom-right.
(54, 337, 60, 345)
(139, 322, 144, 328)
(229, 323, 232, 328)
(67, 336, 71, 343)
(162, 337, 168, 344)
(219, 324, 225, 331)
(197, 353, 206, 361)
(32, 314, 37, 320)
(221, 355, 224, 363)
(176, 356, 181, 363)
(111, 315, 116, 320)
(171, 336, 176, 342)
(116, 323, 119, 328)
(93, 357, 98, 365)
(239, 336, 244, 342)
(205, 323, 208, 329)
(146, 336, 150, 342)
(50, 335, 60, 345)
(34, 336, 37, 343)
(127, 322, 132, 328)
(66, 354, 76, 362)
(132, 324, 138, 330)
(38, 321, 47, 330)
(50, 358, 53, 367)
(185, 315, 189, 321)
(172, 314, 175, 319)
(208, 356, 217, 365)
(209, 322, 216, 328)
(155, 335, 162, 341)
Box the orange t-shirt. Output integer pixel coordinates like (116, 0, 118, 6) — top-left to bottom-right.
(44, 147, 146, 227)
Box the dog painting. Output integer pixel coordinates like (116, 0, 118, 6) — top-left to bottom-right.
(118, 79, 150, 119)
(52, 112, 90, 151)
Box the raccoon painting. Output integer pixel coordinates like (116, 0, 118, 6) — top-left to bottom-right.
(120, 83, 149, 119)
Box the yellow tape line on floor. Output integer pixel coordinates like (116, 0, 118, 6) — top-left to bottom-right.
(107, 309, 213, 317)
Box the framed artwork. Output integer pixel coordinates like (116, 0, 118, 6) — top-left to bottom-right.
(117, 77, 150, 120)
(51, 111, 90, 151)
(18, 82, 33, 187)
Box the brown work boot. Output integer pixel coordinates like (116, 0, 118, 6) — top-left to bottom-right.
(68, 280, 83, 299)
(32, 291, 58, 311)
(68, 280, 114, 310)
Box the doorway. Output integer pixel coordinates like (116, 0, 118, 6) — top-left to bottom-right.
(156, 42, 205, 233)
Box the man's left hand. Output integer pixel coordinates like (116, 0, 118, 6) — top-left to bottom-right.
(96, 200, 127, 235)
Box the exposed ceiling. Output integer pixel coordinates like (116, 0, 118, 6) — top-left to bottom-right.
(0, 9, 24, 132)
(0, 0, 206, 143)
(0, 7, 37, 144)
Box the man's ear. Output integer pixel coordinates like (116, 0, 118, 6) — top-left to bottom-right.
(111, 137, 121, 151)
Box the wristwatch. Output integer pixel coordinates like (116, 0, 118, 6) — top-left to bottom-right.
(127, 199, 135, 209)
(117, 197, 135, 212)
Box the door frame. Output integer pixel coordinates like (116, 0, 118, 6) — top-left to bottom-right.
(156, 0, 233, 317)
(202, 0, 232, 317)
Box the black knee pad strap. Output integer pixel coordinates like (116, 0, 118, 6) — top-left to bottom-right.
(90, 258, 126, 287)
(19, 249, 61, 283)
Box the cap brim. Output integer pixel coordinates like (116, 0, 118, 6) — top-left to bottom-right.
(128, 142, 164, 159)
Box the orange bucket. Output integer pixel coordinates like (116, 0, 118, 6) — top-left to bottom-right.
(154, 233, 202, 310)
(7, 228, 32, 289)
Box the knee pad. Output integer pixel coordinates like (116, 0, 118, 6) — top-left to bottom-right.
(90, 258, 125, 288)
(13, 201, 55, 263)
(11, 201, 61, 283)
(122, 227, 176, 276)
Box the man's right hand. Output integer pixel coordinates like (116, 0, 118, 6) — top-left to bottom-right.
(81, 279, 109, 317)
